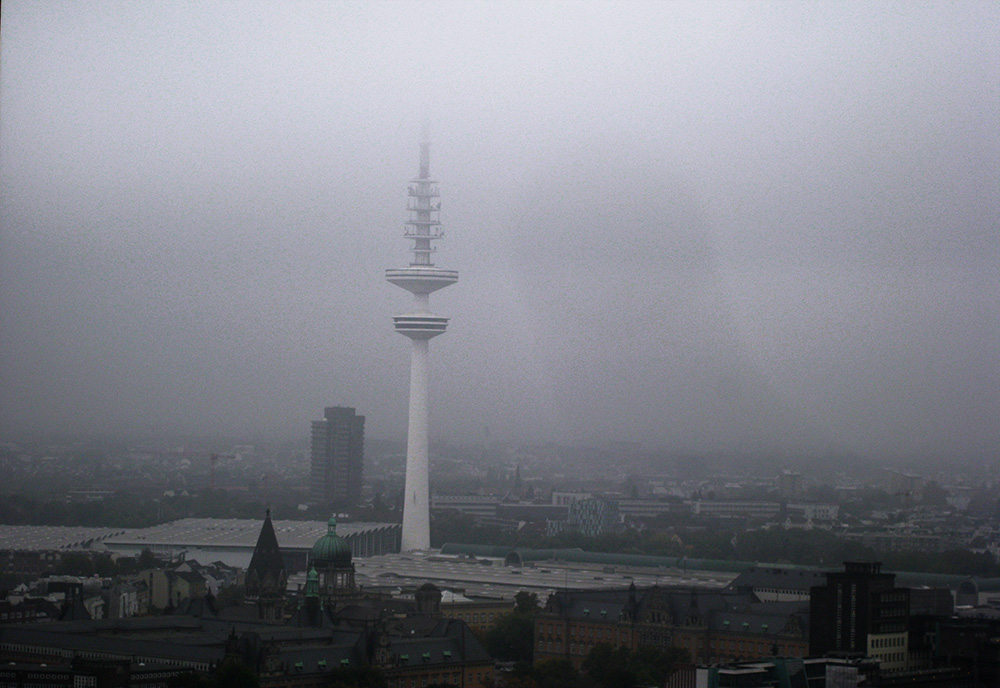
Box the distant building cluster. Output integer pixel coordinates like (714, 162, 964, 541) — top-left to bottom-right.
(6, 500, 1000, 687)
(1, 557, 243, 624)
(0, 511, 495, 687)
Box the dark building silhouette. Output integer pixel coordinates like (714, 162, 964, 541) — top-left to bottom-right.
(310, 406, 364, 511)
(245, 509, 287, 621)
(810, 562, 910, 671)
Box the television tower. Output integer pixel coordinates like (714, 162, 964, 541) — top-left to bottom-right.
(386, 130, 458, 551)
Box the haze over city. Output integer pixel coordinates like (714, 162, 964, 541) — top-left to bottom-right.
(1, 1, 997, 465)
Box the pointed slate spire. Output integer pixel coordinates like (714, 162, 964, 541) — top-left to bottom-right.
(246, 509, 286, 596)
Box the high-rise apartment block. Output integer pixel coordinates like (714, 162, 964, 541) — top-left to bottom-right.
(310, 406, 365, 511)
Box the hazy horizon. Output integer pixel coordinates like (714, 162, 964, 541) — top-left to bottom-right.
(2, 2, 998, 465)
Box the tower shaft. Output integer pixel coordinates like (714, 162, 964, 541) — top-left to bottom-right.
(401, 338, 430, 550)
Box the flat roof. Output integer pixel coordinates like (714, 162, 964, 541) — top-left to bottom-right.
(0, 519, 397, 553)
(0, 525, 130, 550)
(322, 551, 738, 599)
(103, 518, 397, 550)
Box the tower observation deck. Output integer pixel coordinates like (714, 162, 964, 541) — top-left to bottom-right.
(386, 131, 457, 551)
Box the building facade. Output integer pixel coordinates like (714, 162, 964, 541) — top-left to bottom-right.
(535, 585, 809, 669)
(310, 406, 365, 511)
(809, 562, 910, 673)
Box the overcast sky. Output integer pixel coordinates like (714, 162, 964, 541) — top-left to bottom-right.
(1, 1, 997, 464)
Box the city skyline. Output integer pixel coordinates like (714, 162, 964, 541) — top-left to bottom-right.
(1, 2, 998, 465)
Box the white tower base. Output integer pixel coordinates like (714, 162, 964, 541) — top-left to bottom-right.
(401, 338, 430, 551)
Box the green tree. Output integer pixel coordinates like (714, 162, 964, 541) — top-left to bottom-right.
(531, 659, 583, 688)
(215, 584, 245, 610)
(515, 591, 540, 614)
(485, 612, 535, 662)
(582, 644, 686, 688)
(582, 645, 634, 688)
(431, 509, 511, 548)
(56, 552, 95, 577)
(137, 548, 161, 570)
(325, 666, 386, 688)
(629, 645, 688, 686)
(211, 660, 259, 688)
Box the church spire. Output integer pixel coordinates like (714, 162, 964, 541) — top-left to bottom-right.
(246, 509, 287, 621)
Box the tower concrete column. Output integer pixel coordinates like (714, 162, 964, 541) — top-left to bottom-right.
(386, 130, 457, 551)
(401, 338, 430, 550)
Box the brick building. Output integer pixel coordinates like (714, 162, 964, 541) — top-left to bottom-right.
(535, 584, 809, 668)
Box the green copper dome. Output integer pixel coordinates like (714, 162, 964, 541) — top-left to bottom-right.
(310, 516, 352, 567)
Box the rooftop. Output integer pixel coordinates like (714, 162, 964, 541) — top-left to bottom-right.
(0, 525, 129, 551)
(102, 518, 396, 550)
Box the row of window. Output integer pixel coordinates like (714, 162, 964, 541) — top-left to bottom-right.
(874, 651, 906, 665)
(871, 635, 905, 648)
(538, 622, 617, 639)
(542, 637, 805, 662)
(446, 611, 496, 624)
(878, 607, 906, 617)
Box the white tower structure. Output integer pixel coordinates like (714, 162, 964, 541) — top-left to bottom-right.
(386, 132, 458, 551)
